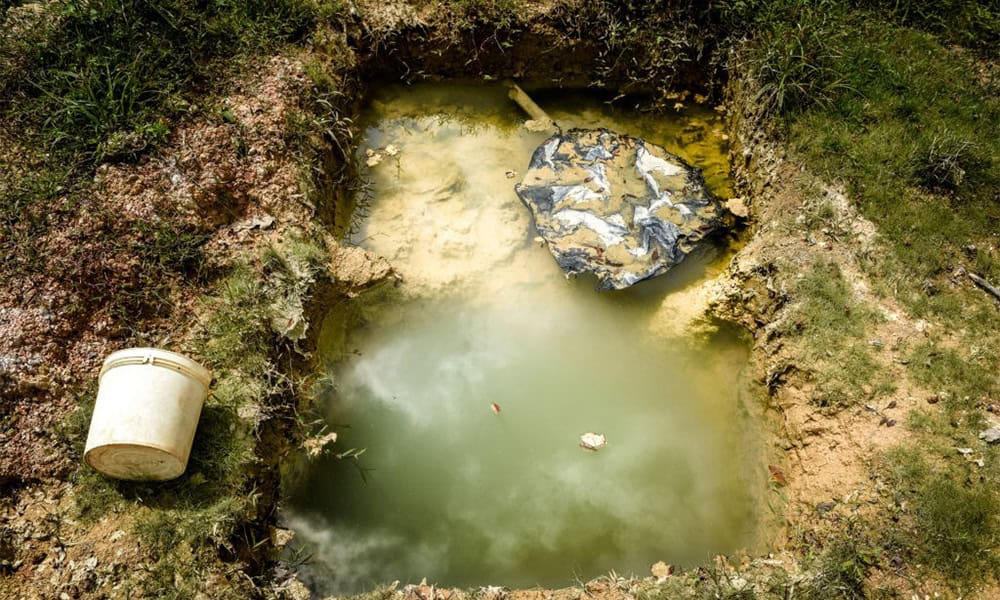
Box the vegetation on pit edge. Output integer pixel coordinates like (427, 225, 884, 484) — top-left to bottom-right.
(0, 0, 339, 285)
(0, 1, 344, 596)
(65, 232, 329, 598)
(727, 0, 999, 594)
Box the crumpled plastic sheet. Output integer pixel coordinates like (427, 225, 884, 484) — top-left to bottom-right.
(515, 128, 726, 290)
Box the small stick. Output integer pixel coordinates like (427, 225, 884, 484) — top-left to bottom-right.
(969, 272, 1000, 302)
(506, 82, 555, 127)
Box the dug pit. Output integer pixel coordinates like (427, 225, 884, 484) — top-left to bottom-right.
(283, 81, 768, 595)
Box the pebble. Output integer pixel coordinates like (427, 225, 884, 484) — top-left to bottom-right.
(651, 560, 674, 578)
(579, 432, 607, 451)
(979, 428, 1000, 443)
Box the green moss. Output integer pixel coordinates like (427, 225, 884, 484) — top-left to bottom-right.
(202, 264, 274, 373)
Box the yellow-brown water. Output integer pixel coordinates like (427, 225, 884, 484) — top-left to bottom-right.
(285, 82, 766, 594)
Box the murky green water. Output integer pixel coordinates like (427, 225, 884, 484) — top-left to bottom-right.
(285, 82, 766, 594)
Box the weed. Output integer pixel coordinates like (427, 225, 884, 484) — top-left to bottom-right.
(800, 534, 878, 600)
(917, 475, 1000, 586)
(201, 264, 274, 372)
(906, 340, 998, 410)
(883, 444, 1000, 590)
(447, 0, 522, 33)
(2, 0, 319, 161)
(781, 259, 888, 407)
(736, 6, 856, 116)
(915, 132, 981, 192)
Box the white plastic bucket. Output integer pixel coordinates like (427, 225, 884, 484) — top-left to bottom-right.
(84, 348, 211, 481)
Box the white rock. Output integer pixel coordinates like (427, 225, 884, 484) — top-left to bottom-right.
(579, 432, 607, 451)
(979, 428, 1000, 444)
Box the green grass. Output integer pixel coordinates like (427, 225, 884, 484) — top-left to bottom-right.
(2, 0, 319, 161)
(0, 3, 344, 593)
(906, 339, 1000, 408)
(798, 530, 881, 600)
(883, 447, 1000, 591)
(787, 24, 999, 283)
(779, 259, 889, 407)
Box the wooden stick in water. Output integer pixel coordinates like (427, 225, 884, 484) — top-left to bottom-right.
(506, 82, 556, 130)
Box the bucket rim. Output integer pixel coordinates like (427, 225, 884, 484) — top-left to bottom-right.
(99, 347, 212, 390)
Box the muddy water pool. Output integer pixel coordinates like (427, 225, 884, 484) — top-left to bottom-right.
(285, 82, 767, 594)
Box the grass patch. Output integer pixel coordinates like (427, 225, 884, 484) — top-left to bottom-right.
(781, 259, 889, 407)
(906, 339, 1000, 407)
(884, 446, 1000, 590)
(798, 530, 881, 600)
(0, 0, 339, 293)
(2, 0, 319, 162)
(733, 5, 1000, 587)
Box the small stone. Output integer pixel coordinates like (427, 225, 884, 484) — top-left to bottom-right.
(271, 527, 295, 548)
(302, 432, 339, 458)
(579, 432, 607, 451)
(956, 447, 973, 455)
(651, 560, 674, 578)
(816, 501, 836, 514)
(979, 428, 1000, 444)
(915, 319, 929, 333)
(725, 197, 749, 219)
(280, 577, 311, 600)
(479, 585, 507, 600)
